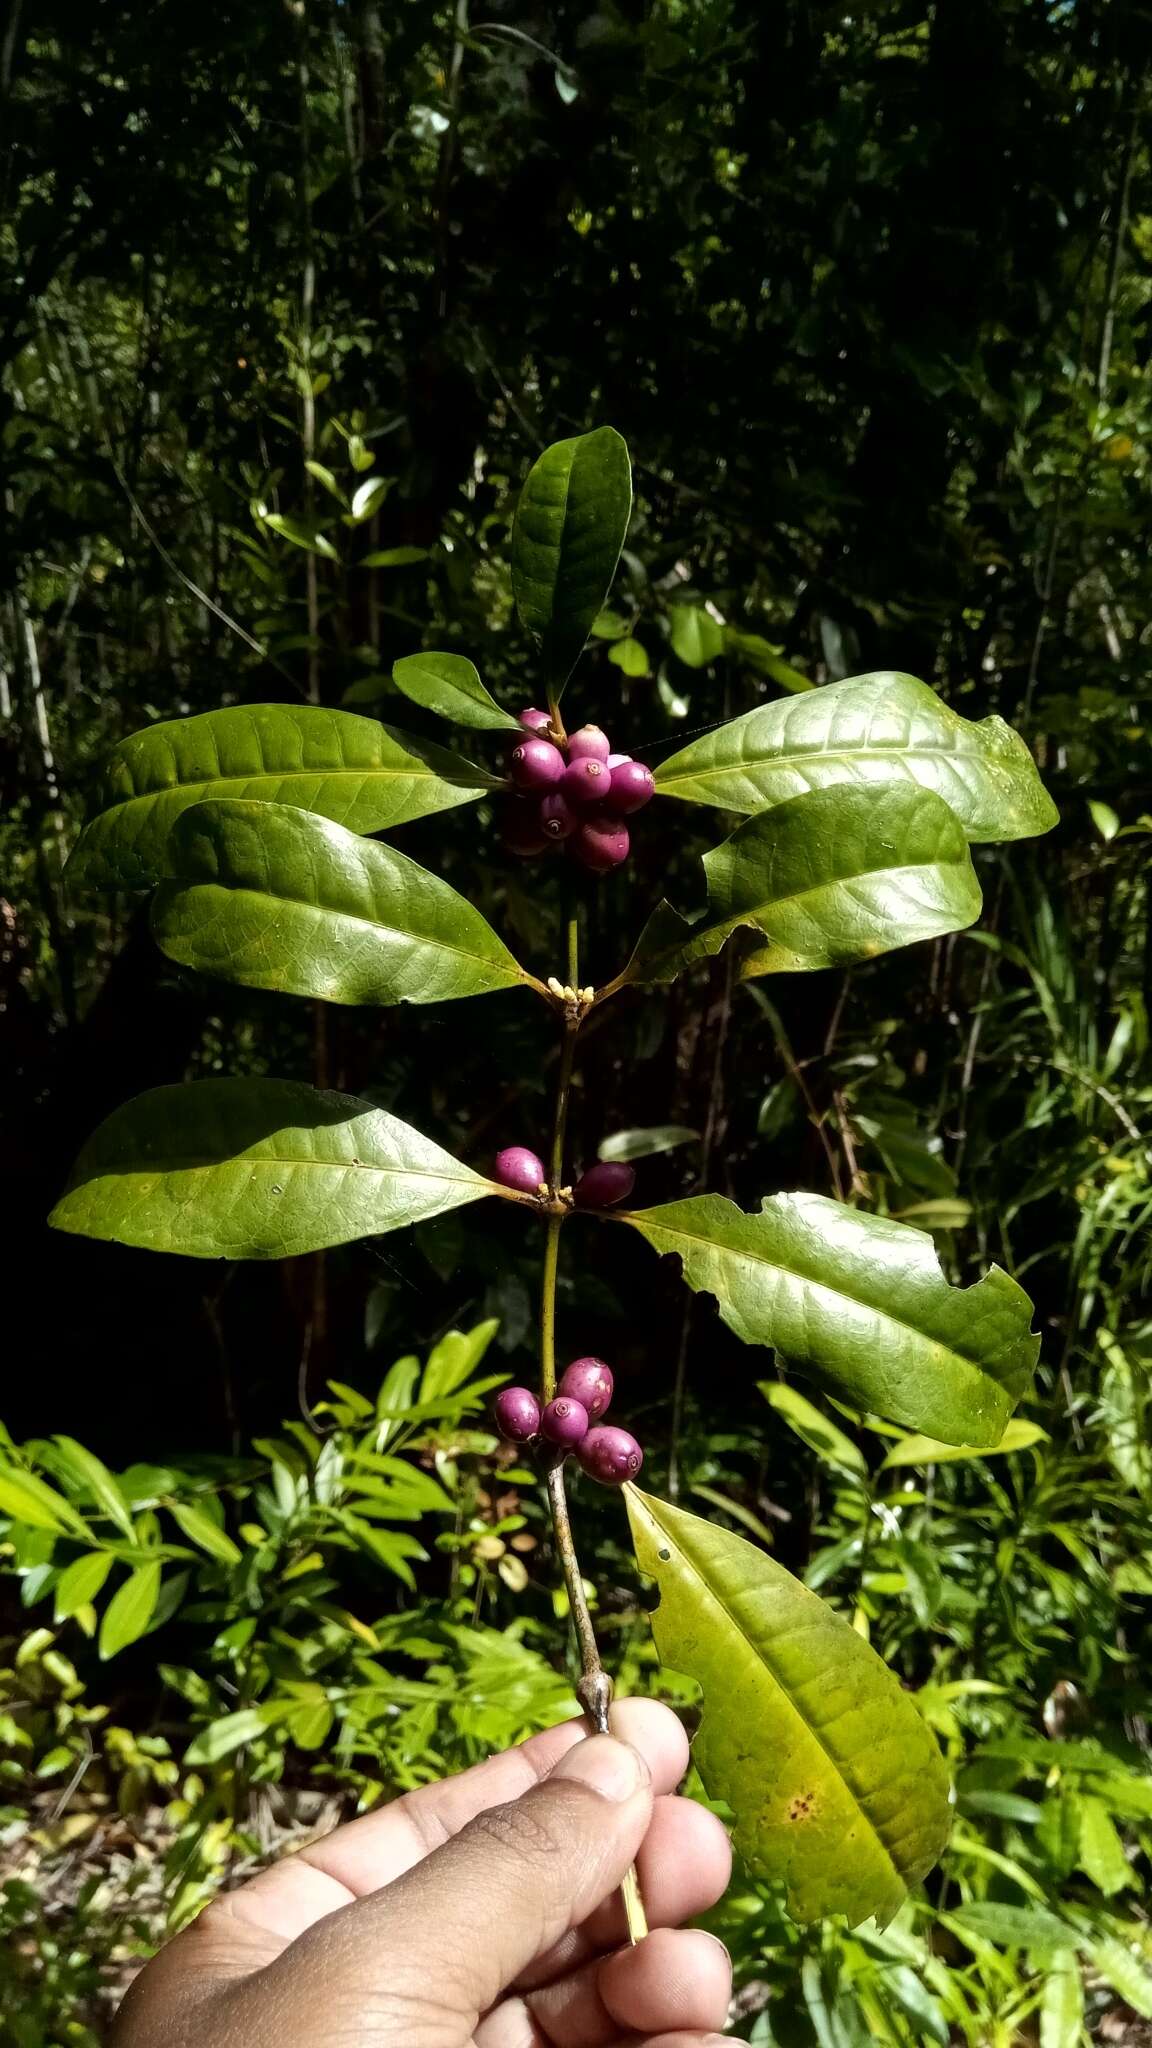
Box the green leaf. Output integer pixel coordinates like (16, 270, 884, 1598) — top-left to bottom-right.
(359, 546, 428, 568)
(350, 476, 391, 523)
(167, 1501, 243, 1566)
(260, 512, 338, 559)
(49, 1437, 134, 1536)
(391, 652, 520, 732)
(151, 801, 536, 1007)
(99, 1561, 161, 1658)
(1076, 1795, 1132, 1895)
(304, 462, 345, 505)
(50, 1078, 499, 1260)
(670, 605, 725, 668)
(1040, 1953, 1083, 2048)
(725, 630, 815, 692)
(54, 1552, 114, 1622)
(760, 1383, 868, 1476)
(184, 1709, 271, 1765)
(619, 786, 983, 985)
(880, 1419, 1048, 1469)
(945, 1903, 1078, 1959)
(0, 1466, 90, 1536)
(654, 672, 1058, 842)
(607, 637, 651, 677)
(1086, 1937, 1152, 2019)
(597, 1124, 698, 1163)
(67, 705, 496, 890)
(420, 1318, 500, 1401)
(511, 426, 632, 690)
(621, 1193, 1040, 1445)
(625, 1490, 951, 1927)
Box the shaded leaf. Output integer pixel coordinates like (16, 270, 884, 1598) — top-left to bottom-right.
(670, 606, 725, 668)
(626, 1489, 951, 1927)
(598, 1124, 698, 1163)
(621, 1192, 1040, 1445)
(68, 705, 496, 890)
(152, 801, 536, 1007)
(261, 512, 338, 559)
(1076, 1796, 1132, 1895)
(512, 427, 632, 690)
(50, 1078, 499, 1260)
(391, 652, 520, 731)
(184, 1709, 270, 1765)
(760, 1382, 868, 1475)
(945, 1902, 1077, 1959)
(358, 546, 428, 568)
(654, 672, 1058, 842)
(607, 636, 651, 677)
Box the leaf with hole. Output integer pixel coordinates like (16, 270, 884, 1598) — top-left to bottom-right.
(511, 427, 632, 690)
(152, 801, 537, 1007)
(67, 705, 497, 890)
(654, 671, 1057, 841)
(391, 652, 520, 731)
(50, 1078, 501, 1260)
(620, 1192, 1040, 1444)
(626, 1489, 951, 1926)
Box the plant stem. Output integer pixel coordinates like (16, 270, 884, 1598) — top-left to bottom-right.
(539, 886, 648, 1945)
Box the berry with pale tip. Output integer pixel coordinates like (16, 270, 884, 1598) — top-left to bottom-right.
(494, 1387, 541, 1442)
(510, 737, 565, 792)
(518, 706, 552, 733)
(561, 756, 611, 806)
(493, 1146, 547, 1195)
(572, 1160, 636, 1208)
(567, 724, 612, 764)
(540, 1396, 590, 1447)
(557, 1357, 614, 1421)
(577, 1425, 644, 1485)
(606, 752, 632, 769)
(539, 791, 577, 841)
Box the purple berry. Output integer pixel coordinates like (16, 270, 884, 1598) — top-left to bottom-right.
(608, 760, 655, 815)
(606, 752, 632, 770)
(501, 802, 548, 858)
(558, 1356, 614, 1421)
(494, 1146, 547, 1196)
(572, 1160, 636, 1209)
(540, 1396, 590, 1447)
(577, 1425, 644, 1486)
(494, 1386, 541, 1442)
(518, 706, 552, 733)
(567, 724, 612, 764)
(561, 756, 611, 807)
(538, 791, 577, 842)
(510, 737, 565, 792)
(572, 814, 630, 874)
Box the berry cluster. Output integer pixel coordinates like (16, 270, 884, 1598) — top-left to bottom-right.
(494, 1357, 644, 1487)
(493, 1145, 636, 1210)
(501, 712, 654, 873)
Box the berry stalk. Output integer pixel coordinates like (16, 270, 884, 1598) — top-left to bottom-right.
(540, 886, 648, 1945)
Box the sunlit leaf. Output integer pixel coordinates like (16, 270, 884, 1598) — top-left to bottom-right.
(152, 801, 537, 1007)
(99, 1561, 161, 1658)
(620, 1192, 1040, 1445)
(760, 1382, 868, 1475)
(669, 605, 725, 668)
(879, 1419, 1048, 1469)
(654, 671, 1058, 842)
(50, 1079, 500, 1260)
(68, 705, 497, 889)
(167, 1501, 243, 1566)
(391, 651, 520, 731)
(626, 1489, 951, 1927)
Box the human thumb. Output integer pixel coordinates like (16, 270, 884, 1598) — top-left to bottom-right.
(232, 1733, 654, 2045)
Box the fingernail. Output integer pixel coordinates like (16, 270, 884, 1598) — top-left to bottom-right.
(553, 1734, 649, 1802)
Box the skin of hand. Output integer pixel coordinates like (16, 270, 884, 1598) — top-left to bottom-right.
(112, 1698, 733, 2048)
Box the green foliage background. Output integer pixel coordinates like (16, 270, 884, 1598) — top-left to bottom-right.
(2, 2, 1151, 2041)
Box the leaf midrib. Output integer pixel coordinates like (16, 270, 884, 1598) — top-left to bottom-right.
(626, 1208, 1009, 1385)
(169, 875, 524, 983)
(657, 741, 994, 793)
(80, 1152, 484, 1184)
(98, 759, 492, 822)
(641, 1498, 904, 1889)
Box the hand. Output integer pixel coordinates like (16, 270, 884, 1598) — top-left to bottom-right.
(113, 1698, 733, 2048)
